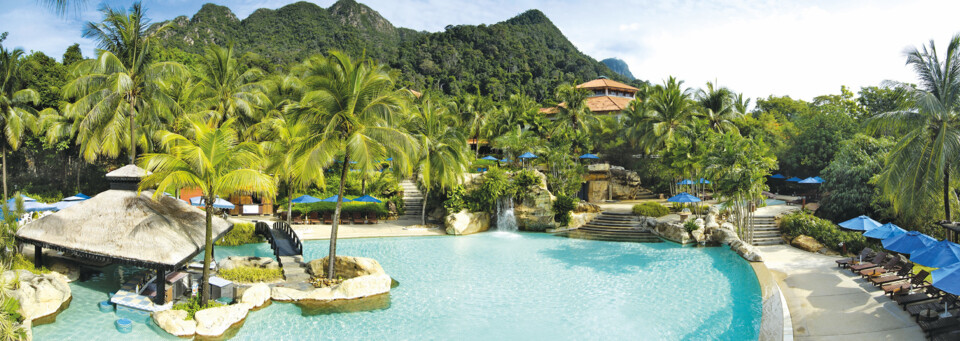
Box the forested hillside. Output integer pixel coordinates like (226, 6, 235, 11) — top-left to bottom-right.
(601, 58, 635, 80)
(151, 0, 637, 100)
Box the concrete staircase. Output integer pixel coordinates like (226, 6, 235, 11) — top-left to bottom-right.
(750, 215, 783, 246)
(400, 180, 424, 221)
(276, 255, 313, 291)
(555, 212, 662, 243)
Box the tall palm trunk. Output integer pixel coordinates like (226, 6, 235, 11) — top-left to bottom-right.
(286, 182, 293, 225)
(946, 164, 952, 227)
(327, 153, 350, 279)
(2, 144, 7, 204)
(200, 194, 214, 305)
(474, 130, 480, 158)
(421, 188, 428, 226)
(128, 100, 136, 164)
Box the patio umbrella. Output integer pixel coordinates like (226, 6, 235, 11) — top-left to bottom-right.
(910, 240, 960, 268)
(291, 195, 322, 204)
(932, 262, 960, 295)
(500, 158, 510, 163)
(798, 177, 823, 184)
(863, 222, 906, 240)
(813, 176, 825, 182)
(320, 195, 352, 203)
(838, 215, 881, 231)
(5, 201, 56, 213)
(769, 174, 786, 179)
(698, 178, 711, 184)
(786, 177, 802, 182)
(882, 230, 937, 255)
(353, 195, 382, 203)
(518, 152, 537, 159)
(189, 196, 235, 209)
(51, 201, 79, 211)
(579, 153, 600, 159)
(480, 156, 499, 161)
(62, 193, 91, 201)
(667, 192, 701, 203)
(676, 179, 695, 185)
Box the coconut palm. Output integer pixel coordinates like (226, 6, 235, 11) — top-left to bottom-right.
(871, 34, 960, 233)
(408, 95, 468, 225)
(641, 77, 697, 151)
(138, 118, 276, 305)
(553, 83, 600, 134)
(249, 110, 316, 225)
(696, 81, 740, 134)
(460, 94, 494, 158)
(292, 51, 417, 279)
(191, 45, 265, 131)
(0, 46, 42, 203)
(62, 2, 186, 163)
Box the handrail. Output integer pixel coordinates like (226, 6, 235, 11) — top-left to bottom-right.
(272, 221, 303, 255)
(254, 221, 282, 266)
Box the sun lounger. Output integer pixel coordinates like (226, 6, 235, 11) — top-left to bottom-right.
(323, 213, 332, 224)
(837, 248, 875, 268)
(308, 212, 320, 224)
(870, 263, 914, 286)
(292, 213, 305, 224)
(894, 285, 940, 306)
(887, 271, 933, 299)
(352, 212, 364, 224)
(908, 294, 958, 317)
(850, 252, 888, 273)
(932, 326, 960, 341)
(919, 314, 960, 336)
(859, 257, 901, 278)
(367, 213, 379, 224)
(339, 213, 348, 224)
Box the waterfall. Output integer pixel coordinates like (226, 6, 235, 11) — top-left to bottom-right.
(496, 196, 518, 232)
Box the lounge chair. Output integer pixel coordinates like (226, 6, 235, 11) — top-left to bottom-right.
(292, 213, 305, 224)
(919, 314, 960, 336)
(308, 211, 320, 224)
(352, 212, 364, 224)
(323, 213, 333, 224)
(837, 248, 875, 268)
(367, 213, 379, 224)
(339, 213, 349, 224)
(849, 252, 888, 273)
(908, 294, 958, 317)
(887, 271, 933, 299)
(894, 286, 941, 307)
(932, 326, 960, 341)
(870, 263, 914, 286)
(859, 257, 901, 278)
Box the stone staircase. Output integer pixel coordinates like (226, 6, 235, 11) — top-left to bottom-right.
(276, 255, 313, 291)
(400, 180, 424, 221)
(749, 215, 783, 246)
(635, 190, 658, 200)
(555, 212, 662, 243)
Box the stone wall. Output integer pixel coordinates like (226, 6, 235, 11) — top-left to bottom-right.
(609, 166, 643, 200)
(515, 171, 556, 231)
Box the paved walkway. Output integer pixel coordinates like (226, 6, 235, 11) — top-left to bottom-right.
(758, 245, 925, 340)
(234, 217, 447, 240)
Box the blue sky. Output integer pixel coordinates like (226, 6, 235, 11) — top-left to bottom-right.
(2, 0, 960, 101)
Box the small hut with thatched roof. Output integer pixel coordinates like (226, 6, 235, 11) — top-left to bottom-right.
(15, 164, 233, 304)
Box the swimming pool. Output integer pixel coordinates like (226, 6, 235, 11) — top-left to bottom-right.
(33, 232, 762, 340)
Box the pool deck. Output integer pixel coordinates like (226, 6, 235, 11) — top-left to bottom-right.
(233, 216, 447, 240)
(758, 244, 925, 340)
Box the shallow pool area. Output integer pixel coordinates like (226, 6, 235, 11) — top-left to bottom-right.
(33, 232, 761, 340)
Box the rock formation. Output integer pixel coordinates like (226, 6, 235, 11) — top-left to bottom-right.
(609, 166, 644, 199)
(153, 309, 196, 337)
(3, 270, 71, 322)
(444, 210, 491, 235)
(219, 256, 279, 270)
(791, 235, 824, 253)
(194, 303, 253, 337)
(272, 256, 392, 302)
(515, 170, 556, 231)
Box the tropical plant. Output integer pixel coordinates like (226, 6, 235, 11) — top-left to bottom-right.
(704, 132, 777, 240)
(552, 83, 600, 134)
(640, 77, 697, 151)
(191, 45, 265, 130)
(459, 94, 495, 158)
(292, 51, 416, 279)
(0, 46, 42, 203)
(61, 2, 187, 163)
(817, 134, 894, 223)
(870, 34, 960, 235)
(138, 118, 276, 306)
(696, 81, 739, 134)
(249, 109, 316, 225)
(632, 202, 669, 217)
(408, 95, 468, 224)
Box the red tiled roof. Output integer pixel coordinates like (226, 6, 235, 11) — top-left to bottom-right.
(539, 95, 635, 115)
(576, 78, 639, 92)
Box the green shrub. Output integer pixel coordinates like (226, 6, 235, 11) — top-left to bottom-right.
(632, 202, 669, 217)
(780, 212, 877, 254)
(172, 295, 224, 320)
(292, 201, 390, 217)
(11, 254, 48, 274)
(217, 266, 283, 283)
(513, 169, 540, 189)
(552, 195, 577, 226)
(215, 222, 263, 246)
(387, 196, 405, 216)
(468, 168, 515, 212)
(443, 186, 467, 212)
(684, 220, 700, 232)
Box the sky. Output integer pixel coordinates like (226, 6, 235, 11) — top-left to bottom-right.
(2, 0, 960, 101)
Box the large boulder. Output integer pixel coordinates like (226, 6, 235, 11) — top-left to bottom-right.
(219, 256, 279, 271)
(791, 235, 824, 253)
(574, 202, 601, 213)
(731, 240, 764, 262)
(515, 171, 556, 231)
(609, 166, 643, 200)
(272, 274, 392, 302)
(652, 221, 693, 244)
(568, 212, 599, 229)
(194, 303, 253, 337)
(4, 270, 71, 322)
(239, 283, 271, 308)
(307, 256, 386, 278)
(444, 210, 491, 236)
(153, 309, 196, 337)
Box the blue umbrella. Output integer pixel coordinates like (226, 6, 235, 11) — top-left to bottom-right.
(699, 178, 711, 184)
(932, 262, 960, 295)
(814, 176, 825, 182)
(676, 179, 694, 185)
(882, 230, 937, 255)
(863, 222, 907, 240)
(910, 240, 960, 268)
(786, 177, 802, 182)
(353, 195, 382, 203)
(480, 156, 499, 161)
(769, 174, 786, 179)
(667, 192, 701, 203)
(500, 158, 510, 163)
(51, 201, 79, 211)
(518, 152, 538, 159)
(291, 195, 321, 204)
(386, 157, 393, 161)
(189, 196, 235, 209)
(320, 195, 352, 203)
(838, 215, 881, 231)
(798, 177, 823, 184)
(62, 193, 90, 201)
(579, 153, 600, 159)
(6, 195, 36, 205)
(4, 201, 56, 214)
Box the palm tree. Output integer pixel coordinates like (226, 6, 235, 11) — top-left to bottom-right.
(408, 94, 468, 225)
(696, 81, 740, 134)
(62, 2, 186, 163)
(871, 34, 960, 235)
(293, 51, 417, 279)
(138, 118, 276, 305)
(460, 94, 494, 158)
(249, 110, 316, 225)
(0, 46, 42, 203)
(553, 83, 600, 134)
(642, 77, 697, 151)
(191, 45, 265, 130)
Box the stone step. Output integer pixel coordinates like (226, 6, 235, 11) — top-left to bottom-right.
(752, 239, 784, 246)
(561, 233, 662, 243)
(752, 231, 781, 238)
(278, 255, 303, 264)
(595, 216, 638, 222)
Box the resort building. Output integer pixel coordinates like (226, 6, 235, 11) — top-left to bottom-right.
(540, 76, 639, 117)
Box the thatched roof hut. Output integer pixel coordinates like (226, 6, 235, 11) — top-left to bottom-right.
(15, 165, 233, 271)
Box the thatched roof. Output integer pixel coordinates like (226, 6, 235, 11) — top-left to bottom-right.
(16, 189, 232, 270)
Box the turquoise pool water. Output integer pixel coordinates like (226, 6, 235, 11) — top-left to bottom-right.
(33, 233, 761, 340)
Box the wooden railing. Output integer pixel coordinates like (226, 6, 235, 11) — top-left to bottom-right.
(272, 221, 303, 255)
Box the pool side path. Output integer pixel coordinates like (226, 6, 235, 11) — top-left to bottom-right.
(234, 216, 446, 240)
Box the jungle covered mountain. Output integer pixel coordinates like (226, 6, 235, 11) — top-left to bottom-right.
(150, 0, 637, 100)
(601, 58, 635, 80)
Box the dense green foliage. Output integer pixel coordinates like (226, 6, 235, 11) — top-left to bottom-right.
(172, 295, 224, 320)
(215, 222, 263, 246)
(632, 202, 669, 217)
(217, 266, 283, 283)
(780, 212, 876, 254)
(817, 135, 894, 223)
(468, 168, 515, 212)
(683, 220, 700, 232)
(292, 201, 389, 217)
(552, 194, 576, 226)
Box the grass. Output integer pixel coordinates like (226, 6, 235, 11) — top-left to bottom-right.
(11, 254, 49, 274)
(215, 222, 263, 246)
(217, 266, 283, 283)
(172, 295, 224, 320)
